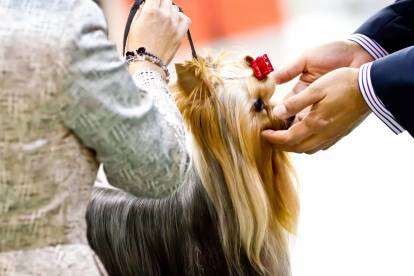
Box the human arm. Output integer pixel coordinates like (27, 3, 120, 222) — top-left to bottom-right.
(360, 47, 414, 137)
(271, 0, 414, 109)
(350, 0, 414, 56)
(263, 1, 414, 152)
(60, 0, 190, 197)
(262, 47, 414, 153)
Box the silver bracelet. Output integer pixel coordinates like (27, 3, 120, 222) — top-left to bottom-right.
(125, 47, 170, 83)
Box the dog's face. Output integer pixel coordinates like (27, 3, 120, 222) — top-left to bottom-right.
(172, 53, 285, 164)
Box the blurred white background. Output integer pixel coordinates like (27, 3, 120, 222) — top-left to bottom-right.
(100, 0, 414, 275)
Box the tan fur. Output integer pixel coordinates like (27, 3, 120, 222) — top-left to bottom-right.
(170, 52, 299, 275)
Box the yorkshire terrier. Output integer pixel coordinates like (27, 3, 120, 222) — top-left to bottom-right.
(87, 52, 299, 276)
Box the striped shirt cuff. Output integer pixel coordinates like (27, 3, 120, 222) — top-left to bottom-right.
(358, 63, 405, 134)
(349, 34, 388, 60)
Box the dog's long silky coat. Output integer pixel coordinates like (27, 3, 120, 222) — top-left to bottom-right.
(87, 52, 299, 276)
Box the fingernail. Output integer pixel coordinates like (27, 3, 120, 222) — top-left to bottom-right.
(274, 104, 288, 120)
(274, 76, 281, 84)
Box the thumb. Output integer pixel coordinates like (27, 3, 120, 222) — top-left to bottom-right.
(273, 86, 323, 120)
(274, 55, 306, 84)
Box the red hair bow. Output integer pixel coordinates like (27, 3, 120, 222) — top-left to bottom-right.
(246, 54, 274, 81)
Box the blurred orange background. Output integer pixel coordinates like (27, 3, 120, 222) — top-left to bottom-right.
(124, 0, 283, 43)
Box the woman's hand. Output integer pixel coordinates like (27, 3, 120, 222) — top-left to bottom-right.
(126, 0, 191, 65)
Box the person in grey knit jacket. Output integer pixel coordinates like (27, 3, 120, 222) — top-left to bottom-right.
(0, 0, 189, 274)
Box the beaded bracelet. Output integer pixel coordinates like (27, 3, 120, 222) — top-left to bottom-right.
(125, 47, 170, 83)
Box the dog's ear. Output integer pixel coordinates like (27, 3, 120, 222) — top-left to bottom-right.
(171, 58, 223, 146)
(172, 58, 217, 127)
(174, 58, 213, 99)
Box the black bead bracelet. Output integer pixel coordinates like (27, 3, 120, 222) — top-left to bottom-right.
(125, 47, 170, 83)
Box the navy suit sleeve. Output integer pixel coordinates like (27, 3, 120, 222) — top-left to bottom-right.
(355, 0, 414, 54)
(370, 46, 414, 136)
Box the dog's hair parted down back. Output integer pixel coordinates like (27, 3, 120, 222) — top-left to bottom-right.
(86, 52, 299, 276)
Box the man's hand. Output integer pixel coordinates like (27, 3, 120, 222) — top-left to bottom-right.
(262, 68, 371, 154)
(275, 40, 373, 93)
(262, 40, 374, 153)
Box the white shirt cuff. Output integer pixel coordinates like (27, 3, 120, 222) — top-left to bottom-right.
(132, 70, 167, 90)
(358, 63, 405, 134)
(349, 34, 389, 60)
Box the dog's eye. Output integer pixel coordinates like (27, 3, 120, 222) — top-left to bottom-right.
(253, 98, 265, 112)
